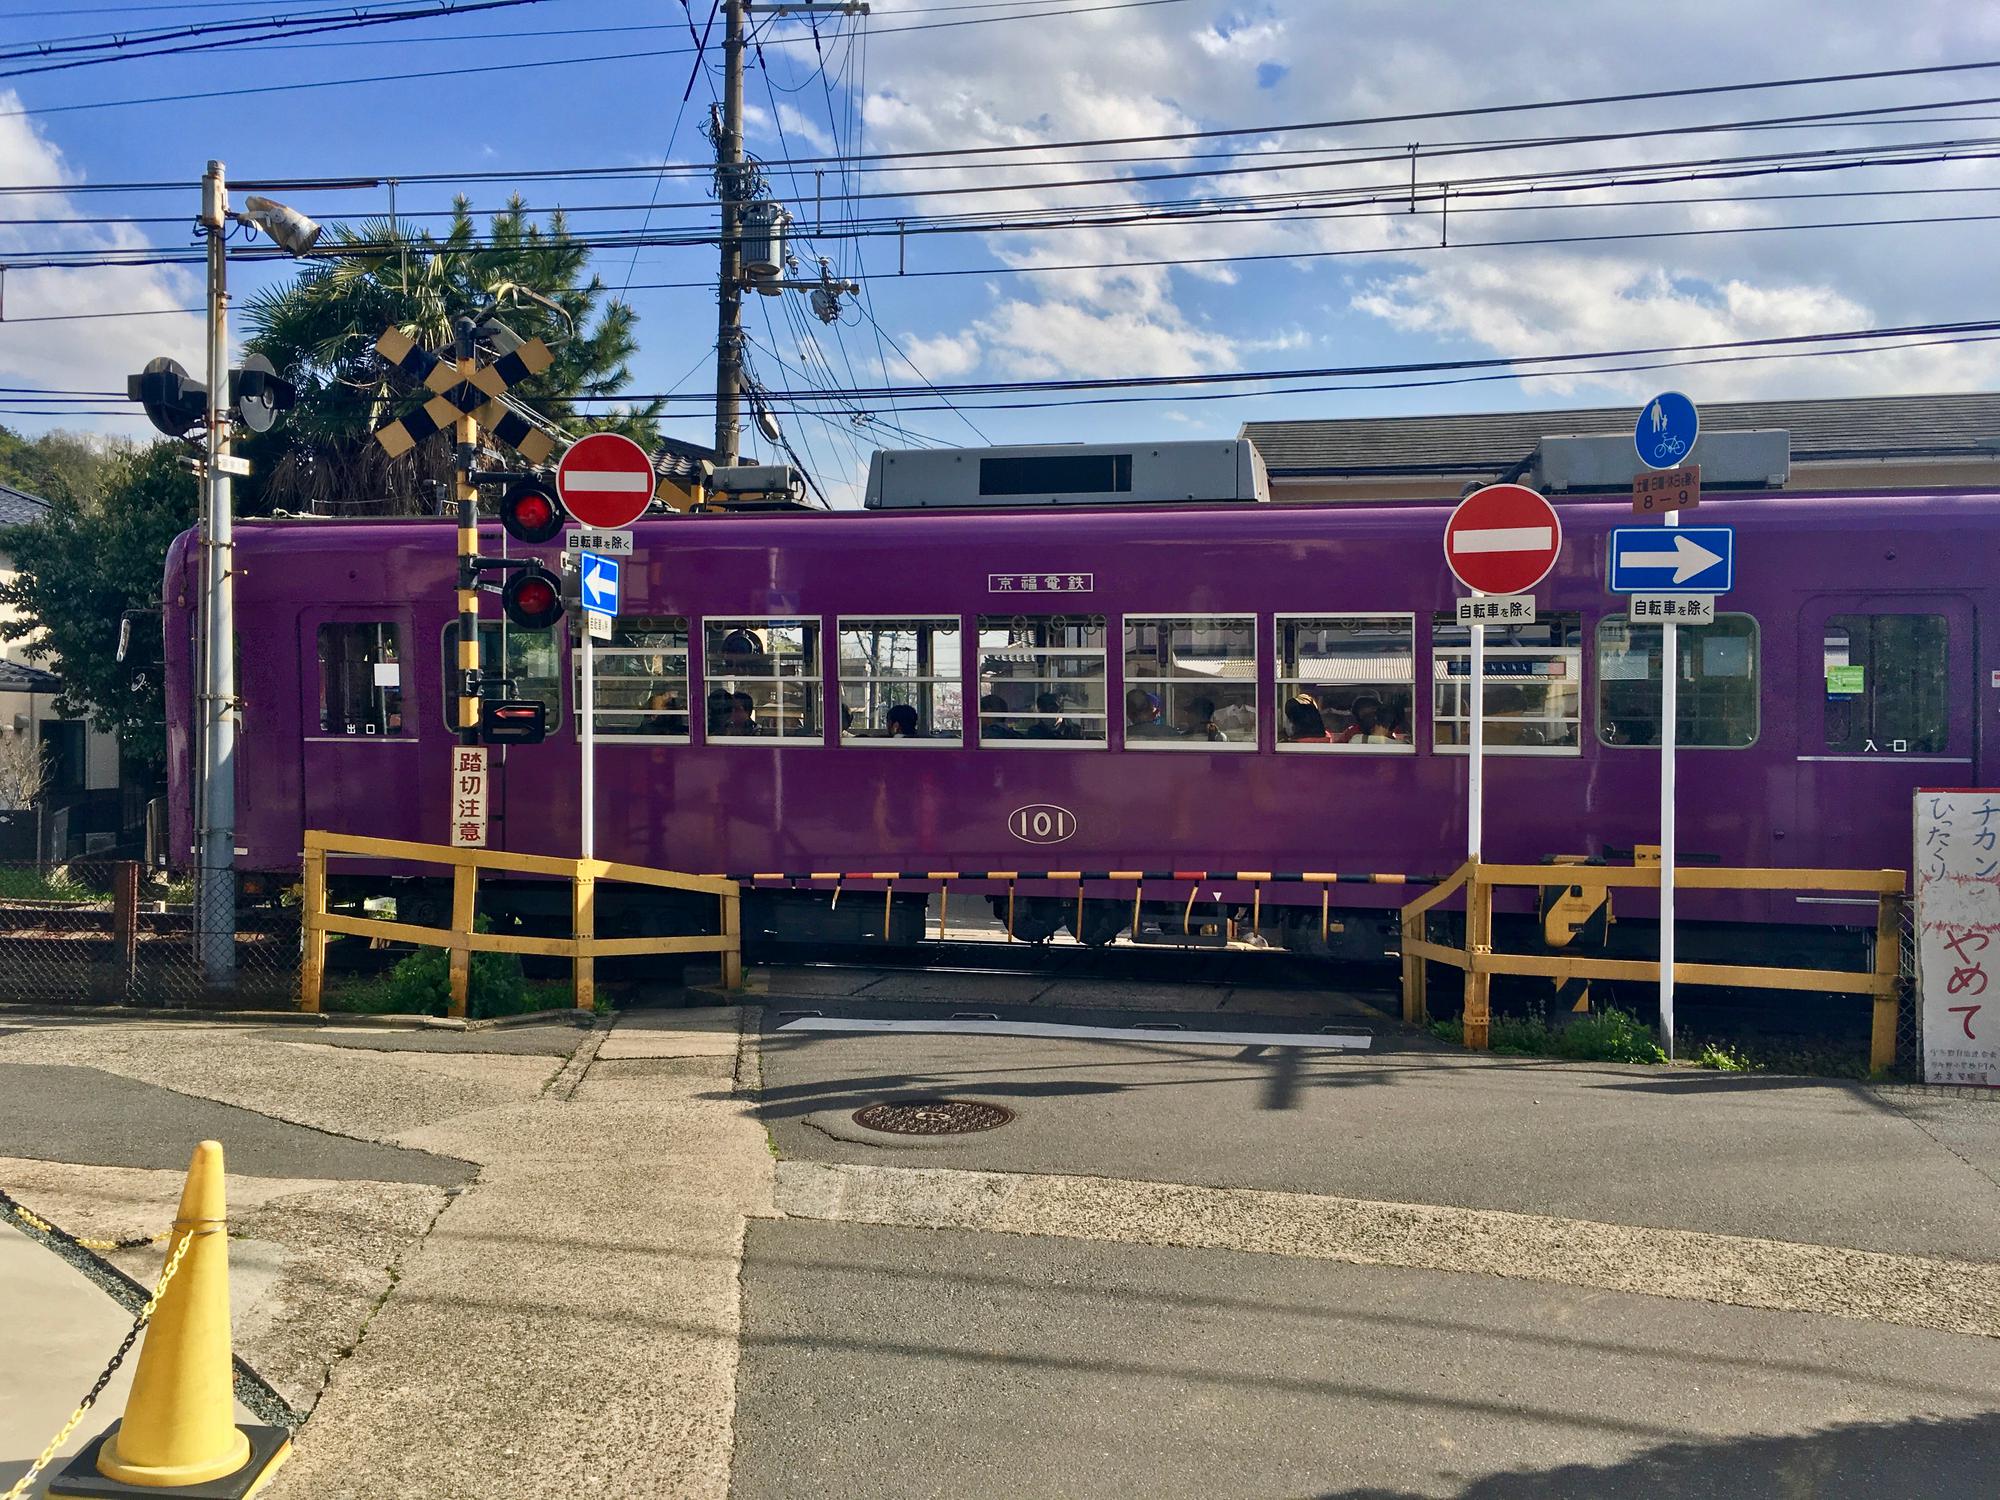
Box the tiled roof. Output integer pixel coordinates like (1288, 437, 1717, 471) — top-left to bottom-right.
(0, 659, 62, 693)
(1241, 392, 2000, 476)
(0, 482, 50, 528)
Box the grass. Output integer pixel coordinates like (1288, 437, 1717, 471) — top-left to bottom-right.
(0, 867, 109, 903)
(1430, 1005, 1667, 1065)
(1429, 1010, 1889, 1079)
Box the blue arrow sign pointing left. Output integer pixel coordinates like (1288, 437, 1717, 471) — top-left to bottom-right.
(1608, 526, 1734, 593)
(579, 551, 620, 614)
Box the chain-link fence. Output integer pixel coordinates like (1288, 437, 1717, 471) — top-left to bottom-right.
(0, 860, 299, 1009)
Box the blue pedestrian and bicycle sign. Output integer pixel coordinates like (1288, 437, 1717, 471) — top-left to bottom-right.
(1635, 391, 1699, 470)
(1607, 526, 1734, 593)
(579, 550, 621, 615)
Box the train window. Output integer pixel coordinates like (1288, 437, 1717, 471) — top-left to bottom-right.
(316, 623, 404, 736)
(1597, 614, 1758, 748)
(976, 613, 1108, 746)
(1123, 615, 1256, 748)
(440, 623, 561, 735)
(704, 618, 821, 741)
(1823, 614, 1949, 752)
(1275, 615, 1415, 751)
(1432, 612, 1583, 755)
(836, 618, 963, 744)
(574, 616, 690, 741)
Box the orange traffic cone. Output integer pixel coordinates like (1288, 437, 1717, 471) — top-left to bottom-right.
(49, 1141, 291, 1499)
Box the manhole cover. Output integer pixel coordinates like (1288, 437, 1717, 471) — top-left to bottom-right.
(852, 1099, 1015, 1135)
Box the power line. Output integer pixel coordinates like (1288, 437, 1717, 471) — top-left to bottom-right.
(0, 0, 560, 80)
(0, 0, 1199, 117)
(750, 331, 2000, 415)
(548, 316, 2000, 402)
(16, 137, 2000, 268)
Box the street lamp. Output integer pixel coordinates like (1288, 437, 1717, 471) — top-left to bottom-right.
(193, 161, 318, 991)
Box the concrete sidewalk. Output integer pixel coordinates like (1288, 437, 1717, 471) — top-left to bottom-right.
(265, 1008, 773, 1500)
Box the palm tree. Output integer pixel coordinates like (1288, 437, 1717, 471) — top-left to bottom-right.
(239, 197, 662, 515)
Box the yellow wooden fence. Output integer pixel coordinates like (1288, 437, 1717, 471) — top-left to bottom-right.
(300, 830, 741, 1016)
(1400, 860, 1906, 1069)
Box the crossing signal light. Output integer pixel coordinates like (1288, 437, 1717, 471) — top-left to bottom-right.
(480, 698, 548, 745)
(499, 479, 565, 545)
(502, 564, 564, 631)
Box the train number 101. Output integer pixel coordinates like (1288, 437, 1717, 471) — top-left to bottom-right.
(1009, 804, 1077, 844)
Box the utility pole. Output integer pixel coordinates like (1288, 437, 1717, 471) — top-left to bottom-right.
(713, 0, 748, 466)
(713, 1, 869, 468)
(197, 160, 237, 991)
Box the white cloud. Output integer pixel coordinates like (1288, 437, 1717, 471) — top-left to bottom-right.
(1352, 254, 2000, 398)
(834, 0, 2000, 416)
(898, 329, 982, 378)
(774, 103, 832, 153)
(0, 94, 203, 438)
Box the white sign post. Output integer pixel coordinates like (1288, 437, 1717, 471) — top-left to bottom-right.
(576, 552, 622, 863)
(1443, 486, 1564, 864)
(1635, 392, 1701, 1060)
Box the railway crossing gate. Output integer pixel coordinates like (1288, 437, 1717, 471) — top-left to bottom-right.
(370, 326, 557, 463)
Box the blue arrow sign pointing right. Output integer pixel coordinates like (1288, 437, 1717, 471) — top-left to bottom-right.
(1607, 526, 1733, 593)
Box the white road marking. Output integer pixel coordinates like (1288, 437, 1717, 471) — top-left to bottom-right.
(561, 469, 653, 491)
(775, 1016, 1372, 1049)
(1451, 525, 1553, 554)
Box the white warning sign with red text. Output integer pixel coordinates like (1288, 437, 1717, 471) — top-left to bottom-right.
(1914, 789, 2000, 1087)
(450, 746, 488, 849)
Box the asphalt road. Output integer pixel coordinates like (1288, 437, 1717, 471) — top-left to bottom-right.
(756, 1012, 2000, 1259)
(733, 1218, 2000, 1500)
(736, 980, 2000, 1498)
(0, 1062, 474, 1184)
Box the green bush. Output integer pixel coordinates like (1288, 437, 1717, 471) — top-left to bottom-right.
(1547, 1007, 1667, 1065)
(386, 935, 528, 1019)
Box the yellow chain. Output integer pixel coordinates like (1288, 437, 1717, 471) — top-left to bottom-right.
(2, 1224, 199, 1500)
(9, 1202, 169, 1252)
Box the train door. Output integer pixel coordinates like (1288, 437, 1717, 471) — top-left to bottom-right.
(440, 618, 569, 849)
(1794, 593, 1977, 876)
(299, 608, 418, 842)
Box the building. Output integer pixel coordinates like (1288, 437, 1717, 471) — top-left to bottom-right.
(1240, 391, 2000, 503)
(0, 481, 125, 860)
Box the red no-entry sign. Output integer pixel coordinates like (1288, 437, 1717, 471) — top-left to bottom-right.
(1443, 483, 1562, 595)
(556, 432, 658, 530)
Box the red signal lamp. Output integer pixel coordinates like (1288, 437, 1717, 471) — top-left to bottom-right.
(502, 564, 564, 630)
(499, 479, 565, 545)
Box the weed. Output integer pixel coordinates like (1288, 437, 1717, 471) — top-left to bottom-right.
(1693, 1040, 1755, 1072)
(1428, 1019, 1464, 1045)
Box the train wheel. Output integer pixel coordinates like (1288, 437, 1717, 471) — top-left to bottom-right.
(989, 895, 1064, 944)
(1065, 899, 1128, 949)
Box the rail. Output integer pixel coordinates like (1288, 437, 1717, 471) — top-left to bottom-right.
(300, 831, 741, 1016)
(1400, 859, 1907, 1070)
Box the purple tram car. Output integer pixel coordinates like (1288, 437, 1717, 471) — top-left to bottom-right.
(162, 445, 1992, 967)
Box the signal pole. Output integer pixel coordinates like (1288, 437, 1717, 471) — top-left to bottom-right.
(196, 160, 237, 991)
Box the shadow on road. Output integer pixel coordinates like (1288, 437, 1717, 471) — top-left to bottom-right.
(1311, 1410, 2000, 1499)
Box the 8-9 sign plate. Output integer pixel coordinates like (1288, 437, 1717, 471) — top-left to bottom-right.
(1633, 463, 1700, 515)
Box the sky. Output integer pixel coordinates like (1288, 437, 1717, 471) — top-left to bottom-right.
(4, 0, 2000, 504)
